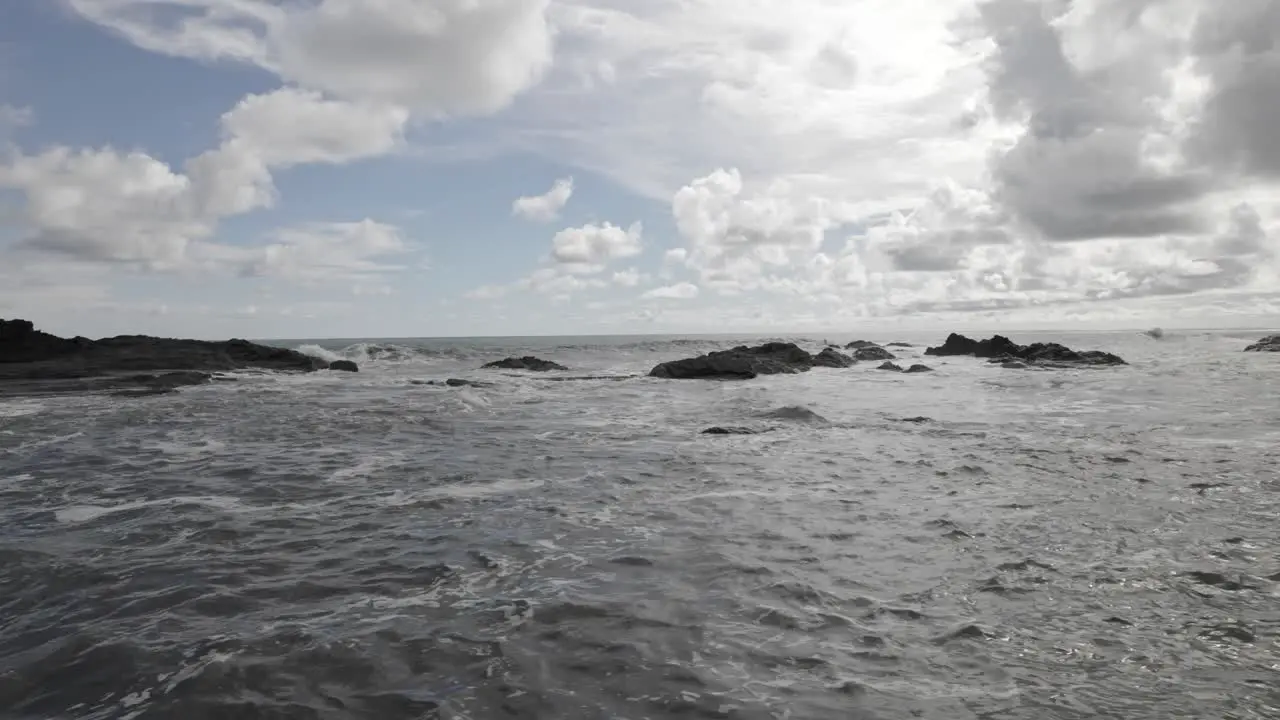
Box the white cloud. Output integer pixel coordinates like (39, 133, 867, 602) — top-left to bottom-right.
(611, 268, 645, 287)
(550, 221, 643, 273)
(0, 87, 411, 281)
(512, 176, 574, 222)
(241, 219, 410, 282)
(219, 88, 408, 167)
(643, 281, 699, 300)
(68, 0, 554, 117)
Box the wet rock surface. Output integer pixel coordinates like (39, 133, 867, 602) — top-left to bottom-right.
(926, 333, 1126, 367)
(0, 318, 329, 396)
(650, 342, 820, 380)
(481, 356, 569, 371)
(1244, 335, 1280, 352)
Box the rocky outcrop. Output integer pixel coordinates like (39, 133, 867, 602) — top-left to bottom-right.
(878, 362, 933, 373)
(813, 347, 855, 368)
(925, 333, 1022, 358)
(1, 318, 334, 396)
(328, 360, 359, 372)
(650, 342, 817, 380)
(925, 333, 1125, 367)
(853, 345, 896, 361)
(701, 426, 768, 435)
(1245, 335, 1280, 352)
(845, 340, 879, 350)
(482, 356, 568, 371)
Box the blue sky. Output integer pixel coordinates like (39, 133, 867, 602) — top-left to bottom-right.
(1, 1, 1278, 339)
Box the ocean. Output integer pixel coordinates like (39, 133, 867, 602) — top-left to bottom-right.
(1, 329, 1278, 719)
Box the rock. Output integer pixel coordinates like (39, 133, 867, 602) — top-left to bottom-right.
(925, 333, 1126, 367)
(877, 362, 904, 372)
(845, 340, 880, 349)
(759, 406, 829, 424)
(650, 342, 816, 380)
(1002, 361, 1029, 369)
(481, 356, 568, 372)
(854, 345, 896, 361)
(904, 364, 933, 373)
(701, 426, 766, 435)
(925, 333, 1022, 358)
(445, 378, 492, 388)
(328, 360, 359, 372)
(813, 347, 855, 368)
(886, 342, 914, 348)
(0, 318, 328, 396)
(1244, 335, 1280, 352)
(878, 361, 931, 374)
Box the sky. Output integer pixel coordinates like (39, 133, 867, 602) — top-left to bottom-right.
(1, 0, 1278, 339)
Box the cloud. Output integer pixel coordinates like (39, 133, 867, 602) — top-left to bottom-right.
(643, 282, 699, 300)
(67, 0, 554, 117)
(0, 104, 33, 132)
(611, 268, 645, 287)
(512, 176, 574, 222)
(550, 221, 643, 273)
(219, 88, 408, 167)
(240, 219, 410, 282)
(0, 87, 410, 279)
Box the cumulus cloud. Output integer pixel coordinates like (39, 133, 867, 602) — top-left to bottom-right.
(0, 87, 410, 280)
(611, 268, 645, 287)
(219, 88, 408, 167)
(550, 221, 643, 273)
(67, 0, 554, 117)
(512, 176, 574, 222)
(643, 282, 699, 300)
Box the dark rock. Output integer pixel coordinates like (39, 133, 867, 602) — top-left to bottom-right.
(759, 406, 829, 424)
(813, 347, 855, 368)
(1244, 335, 1280, 352)
(853, 345, 896, 361)
(328, 360, 359, 372)
(1001, 361, 1029, 369)
(878, 361, 931, 373)
(904, 364, 933, 373)
(886, 342, 913, 347)
(701, 426, 767, 435)
(877, 362, 904, 372)
(845, 340, 879, 349)
(481, 356, 568, 372)
(0, 318, 328, 396)
(445, 378, 491, 388)
(925, 333, 1126, 367)
(925, 333, 1022, 358)
(650, 342, 815, 380)
(899, 416, 933, 423)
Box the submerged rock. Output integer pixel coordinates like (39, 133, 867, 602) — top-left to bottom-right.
(701, 426, 767, 435)
(925, 333, 1126, 367)
(845, 340, 880, 350)
(1244, 335, 1280, 352)
(1, 317, 330, 396)
(853, 345, 896, 362)
(887, 342, 914, 348)
(328, 360, 359, 372)
(759, 406, 829, 424)
(877, 361, 932, 374)
(650, 342, 815, 380)
(481, 356, 568, 371)
(813, 347, 855, 368)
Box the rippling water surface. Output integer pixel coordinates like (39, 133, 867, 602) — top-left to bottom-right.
(2, 329, 1279, 719)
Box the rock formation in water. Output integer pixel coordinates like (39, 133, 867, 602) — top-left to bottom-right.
(1244, 335, 1280, 352)
(853, 345, 896, 362)
(877, 361, 933, 373)
(481, 356, 569, 371)
(845, 340, 879, 349)
(0, 318, 342, 395)
(328, 360, 359, 372)
(925, 333, 1125, 367)
(813, 347, 856, 368)
(650, 342, 820, 380)
(701, 426, 768, 435)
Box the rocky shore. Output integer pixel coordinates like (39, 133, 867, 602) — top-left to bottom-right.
(925, 333, 1127, 368)
(1244, 335, 1280, 352)
(0, 318, 355, 397)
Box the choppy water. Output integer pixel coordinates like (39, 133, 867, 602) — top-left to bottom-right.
(2, 329, 1279, 720)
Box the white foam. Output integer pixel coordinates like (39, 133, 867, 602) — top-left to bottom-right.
(0, 401, 46, 419)
(54, 495, 245, 524)
(294, 343, 347, 363)
(3, 431, 83, 455)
